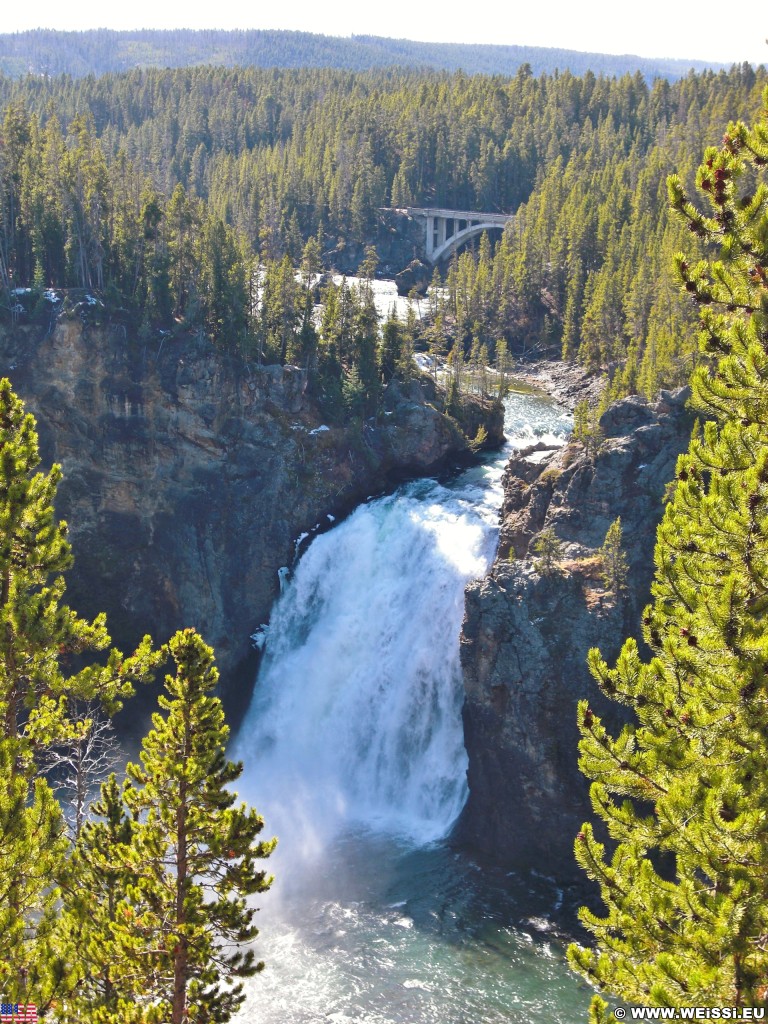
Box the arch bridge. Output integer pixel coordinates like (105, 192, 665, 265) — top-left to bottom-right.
(387, 206, 513, 263)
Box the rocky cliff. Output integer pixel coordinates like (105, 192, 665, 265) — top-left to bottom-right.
(326, 209, 427, 278)
(457, 389, 694, 880)
(0, 319, 503, 709)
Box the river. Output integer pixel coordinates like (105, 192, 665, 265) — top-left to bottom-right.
(232, 387, 594, 1023)
(331, 274, 421, 322)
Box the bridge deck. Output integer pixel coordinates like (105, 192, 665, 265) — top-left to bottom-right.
(385, 206, 511, 224)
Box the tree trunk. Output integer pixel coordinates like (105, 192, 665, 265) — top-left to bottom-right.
(171, 784, 188, 1024)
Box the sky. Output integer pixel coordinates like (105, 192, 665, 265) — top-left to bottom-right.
(2, 0, 766, 67)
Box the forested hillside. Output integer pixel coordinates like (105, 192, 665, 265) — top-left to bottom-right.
(0, 28, 726, 82)
(0, 63, 765, 399)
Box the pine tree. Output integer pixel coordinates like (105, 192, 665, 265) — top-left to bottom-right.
(0, 737, 67, 1008)
(55, 775, 137, 1023)
(599, 517, 628, 596)
(353, 282, 381, 411)
(342, 365, 366, 418)
(379, 309, 402, 384)
(444, 372, 462, 420)
(357, 244, 378, 294)
(532, 527, 563, 576)
(0, 379, 161, 1008)
(397, 303, 418, 383)
(568, 86, 768, 1017)
(495, 337, 511, 398)
(0, 378, 159, 751)
(573, 398, 604, 458)
(300, 236, 321, 290)
(82, 629, 276, 1024)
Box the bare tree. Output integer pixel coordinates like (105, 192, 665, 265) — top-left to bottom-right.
(42, 701, 121, 841)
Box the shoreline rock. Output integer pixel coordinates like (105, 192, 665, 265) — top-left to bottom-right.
(511, 359, 605, 410)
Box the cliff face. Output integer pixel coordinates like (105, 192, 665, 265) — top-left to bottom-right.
(326, 209, 427, 277)
(457, 389, 693, 879)
(0, 320, 503, 701)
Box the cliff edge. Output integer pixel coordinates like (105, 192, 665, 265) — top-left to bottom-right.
(0, 320, 503, 707)
(457, 389, 693, 879)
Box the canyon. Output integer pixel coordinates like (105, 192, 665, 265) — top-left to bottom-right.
(0, 317, 502, 710)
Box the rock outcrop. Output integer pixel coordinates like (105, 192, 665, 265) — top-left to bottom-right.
(0, 320, 503, 706)
(457, 389, 694, 879)
(510, 358, 606, 409)
(325, 209, 427, 278)
(394, 258, 432, 296)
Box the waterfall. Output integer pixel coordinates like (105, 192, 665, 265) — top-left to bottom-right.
(234, 387, 572, 866)
(231, 387, 575, 1024)
(235, 474, 501, 858)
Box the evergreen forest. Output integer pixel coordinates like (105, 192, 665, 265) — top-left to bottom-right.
(0, 28, 724, 82)
(0, 61, 765, 405)
(570, 84, 768, 1021)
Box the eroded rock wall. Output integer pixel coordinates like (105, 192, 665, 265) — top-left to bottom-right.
(0, 320, 503, 702)
(457, 389, 693, 879)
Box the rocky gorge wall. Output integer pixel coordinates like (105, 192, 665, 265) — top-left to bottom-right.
(326, 209, 426, 278)
(457, 388, 694, 881)
(0, 319, 503, 713)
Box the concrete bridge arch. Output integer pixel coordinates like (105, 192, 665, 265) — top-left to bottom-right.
(429, 220, 504, 262)
(384, 206, 513, 264)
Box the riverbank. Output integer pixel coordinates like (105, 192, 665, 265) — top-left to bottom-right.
(510, 358, 606, 410)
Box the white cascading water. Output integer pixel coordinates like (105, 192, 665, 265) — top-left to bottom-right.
(232, 386, 580, 1024)
(238, 483, 488, 848)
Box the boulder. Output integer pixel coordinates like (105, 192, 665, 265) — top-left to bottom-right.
(394, 258, 432, 296)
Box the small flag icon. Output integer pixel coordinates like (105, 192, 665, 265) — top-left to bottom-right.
(0, 1005, 37, 1022)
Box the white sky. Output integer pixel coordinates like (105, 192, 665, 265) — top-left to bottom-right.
(2, 0, 767, 68)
